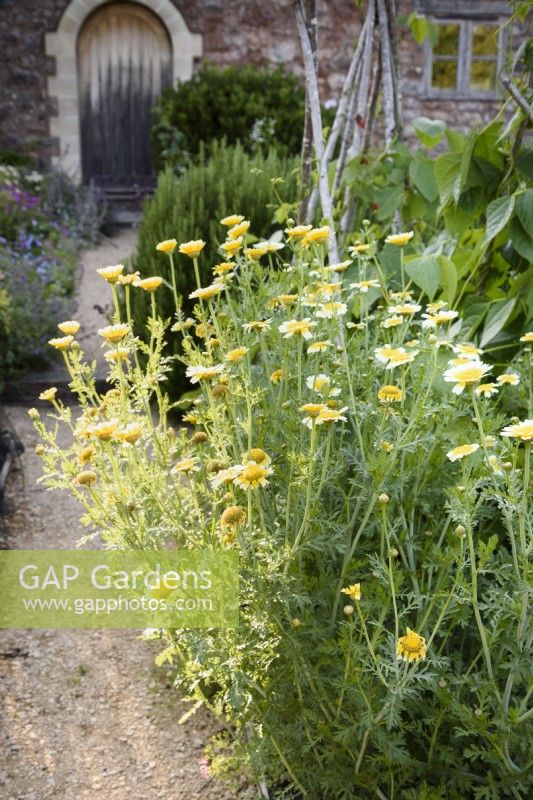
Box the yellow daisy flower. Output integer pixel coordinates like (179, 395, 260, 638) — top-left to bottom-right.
(98, 324, 130, 344)
(270, 294, 298, 307)
(388, 303, 421, 315)
(39, 387, 58, 402)
(520, 331, 533, 343)
(453, 343, 483, 358)
(443, 362, 491, 394)
(97, 264, 124, 284)
(57, 320, 80, 335)
(385, 231, 414, 246)
(497, 373, 520, 386)
(220, 237, 243, 255)
(186, 364, 225, 383)
(349, 243, 371, 254)
(243, 448, 271, 467)
(48, 335, 74, 351)
(341, 583, 361, 601)
(234, 461, 273, 490)
(378, 385, 403, 403)
(315, 407, 348, 425)
(226, 346, 248, 363)
(307, 340, 332, 353)
(114, 423, 142, 444)
(446, 443, 480, 462)
(245, 247, 268, 260)
(172, 457, 201, 473)
(323, 260, 351, 273)
(279, 319, 316, 339)
(220, 214, 244, 227)
(78, 445, 96, 465)
(285, 224, 312, 239)
(270, 369, 284, 383)
(228, 220, 250, 239)
(104, 347, 130, 363)
(396, 628, 426, 662)
(179, 239, 206, 258)
(156, 239, 177, 254)
(136, 276, 163, 292)
(475, 383, 498, 398)
(351, 279, 380, 293)
(243, 319, 272, 332)
(316, 302, 347, 319)
(213, 262, 235, 276)
(382, 316, 403, 329)
(299, 403, 329, 428)
(189, 283, 224, 300)
(302, 226, 330, 246)
(88, 420, 118, 441)
(500, 419, 533, 442)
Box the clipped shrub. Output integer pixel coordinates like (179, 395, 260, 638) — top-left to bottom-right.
(151, 63, 306, 170)
(127, 142, 298, 395)
(35, 218, 532, 799)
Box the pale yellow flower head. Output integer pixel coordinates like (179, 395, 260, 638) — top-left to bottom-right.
(220, 214, 244, 227)
(185, 364, 225, 384)
(97, 264, 124, 284)
(308, 340, 332, 354)
(48, 335, 74, 351)
(136, 276, 163, 292)
(172, 457, 201, 474)
(520, 331, 533, 344)
(446, 443, 480, 462)
(156, 239, 177, 254)
(213, 261, 235, 276)
(226, 346, 248, 363)
(98, 324, 130, 344)
(234, 461, 273, 490)
(497, 373, 520, 386)
(179, 240, 206, 258)
(228, 220, 250, 239)
(270, 368, 284, 383)
(279, 318, 316, 339)
(475, 383, 498, 398)
(220, 237, 243, 256)
(285, 224, 312, 239)
(302, 226, 330, 247)
(189, 283, 224, 301)
(500, 419, 533, 443)
(385, 231, 414, 246)
(39, 387, 58, 402)
(378, 385, 403, 403)
(341, 583, 361, 601)
(443, 361, 491, 394)
(58, 320, 80, 335)
(396, 628, 426, 662)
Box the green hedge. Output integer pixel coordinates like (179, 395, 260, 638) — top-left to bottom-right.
(151, 63, 306, 170)
(127, 142, 298, 395)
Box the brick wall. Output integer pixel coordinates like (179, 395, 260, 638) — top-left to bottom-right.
(0, 0, 520, 168)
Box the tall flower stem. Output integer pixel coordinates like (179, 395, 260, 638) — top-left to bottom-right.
(167, 252, 179, 310)
(192, 256, 202, 291)
(284, 423, 317, 573)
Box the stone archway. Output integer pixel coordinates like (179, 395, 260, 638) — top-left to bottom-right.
(45, 0, 202, 180)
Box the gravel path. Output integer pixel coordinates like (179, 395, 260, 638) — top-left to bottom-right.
(0, 232, 249, 800)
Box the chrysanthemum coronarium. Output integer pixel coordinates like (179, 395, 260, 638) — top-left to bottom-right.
(396, 628, 426, 662)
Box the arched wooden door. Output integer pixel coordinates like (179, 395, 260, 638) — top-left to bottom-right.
(78, 2, 172, 188)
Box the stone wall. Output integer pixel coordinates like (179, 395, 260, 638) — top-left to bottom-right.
(0, 0, 520, 169)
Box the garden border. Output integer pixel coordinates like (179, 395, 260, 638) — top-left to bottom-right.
(45, 0, 203, 179)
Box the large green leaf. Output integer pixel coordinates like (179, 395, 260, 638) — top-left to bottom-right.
(445, 128, 465, 152)
(455, 132, 478, 203)
(409, 156, 438, 201)
(438, 255, 457, 305)
(435, 152, 462, 206)
(515, 189, 533, 239)
(372, 185, 404, 220)
(480, 298, 517, 347)
(485, 196, 515, 243)
(405, 255, 440, 300)
(510, 216, 533, 261)
(413, 117, 446, 149)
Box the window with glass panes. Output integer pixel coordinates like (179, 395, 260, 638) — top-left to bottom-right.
(424, 19, 503, 98)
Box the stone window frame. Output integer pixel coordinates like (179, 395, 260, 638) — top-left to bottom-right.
(45, 0, 202, 180)
(418, 1, 510, 101)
